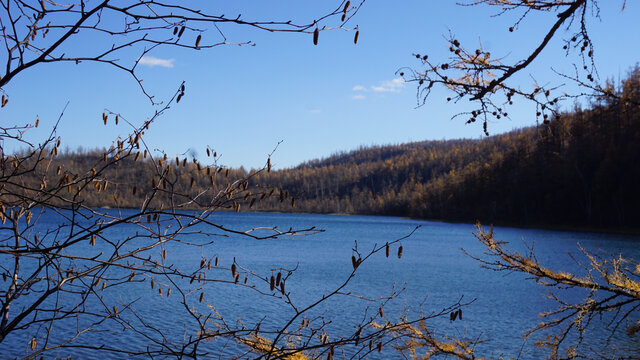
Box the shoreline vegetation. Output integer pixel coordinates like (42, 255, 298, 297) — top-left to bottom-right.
(14, 67, 640, 235)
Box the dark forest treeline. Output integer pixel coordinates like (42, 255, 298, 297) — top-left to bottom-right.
(12, 66, 640, 230)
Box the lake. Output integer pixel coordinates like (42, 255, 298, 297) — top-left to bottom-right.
(2, 210, 639, 359)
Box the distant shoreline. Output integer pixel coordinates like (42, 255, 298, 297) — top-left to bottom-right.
(85, 206, 640, 236)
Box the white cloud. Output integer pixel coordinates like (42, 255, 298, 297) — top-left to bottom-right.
(351, 78, 404, 100)
(371, 78, 405, 93)
(309, 109, 322, 113)
(139, 56, 175, 68)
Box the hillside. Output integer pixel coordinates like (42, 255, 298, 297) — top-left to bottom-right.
(11, 66, 640, 230)
(256, 66, 640, 229)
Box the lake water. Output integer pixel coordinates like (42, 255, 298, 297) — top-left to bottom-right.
(2, 210, 639, 359)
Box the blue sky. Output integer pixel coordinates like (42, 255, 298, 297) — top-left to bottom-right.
(2, 1, 639, 169)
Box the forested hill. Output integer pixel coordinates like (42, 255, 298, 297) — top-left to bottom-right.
(254, 66, 640, 229)
(295, 139, 474, 169)
(15, 67, 640, 230)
